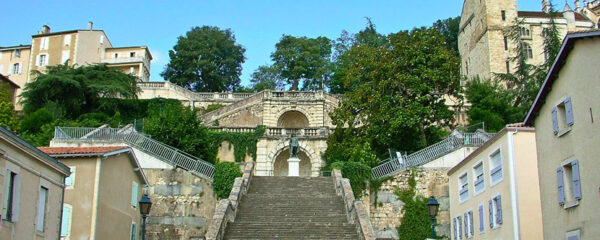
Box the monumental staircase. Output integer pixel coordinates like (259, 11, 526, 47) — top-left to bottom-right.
(223, 176, 359, 239)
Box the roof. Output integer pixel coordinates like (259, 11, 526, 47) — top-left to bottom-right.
(0, 127, 70, 175)
(517, 11, 591, 22)
(0, 74, 21, 88)
(39, 146, 128, 156)
(524, 30, 600, 125)
(447, 126, 535, 175)
(31, 29, 106, 37)
(105, 46, 153, 60)
(0, 45, 31, 50)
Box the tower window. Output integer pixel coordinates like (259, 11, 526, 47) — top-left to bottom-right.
(501, 10, 506, 21)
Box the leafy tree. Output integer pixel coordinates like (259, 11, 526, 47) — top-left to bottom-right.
(213, 162, 243, 199)
(0, 83, 17, 130)
(432, 16, 461, 54)
(250, 65, 285, 91)
(464, 78, 522, 132)
(328, 27, 461, 157)
(161, 26, 246, 92)
(271, 35, 332, 90)
(20, 64, 138, 118)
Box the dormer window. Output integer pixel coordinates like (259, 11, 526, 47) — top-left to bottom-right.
(114, 53, 119, 59)
(520, 26, 531, 38)
(130, 52, 136, 57)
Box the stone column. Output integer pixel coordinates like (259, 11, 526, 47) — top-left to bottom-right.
(287, 157, 300, 176)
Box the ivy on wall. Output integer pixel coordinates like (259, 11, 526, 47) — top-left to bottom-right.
(395, 169, 437, 239)
(208, 125, 266, 162)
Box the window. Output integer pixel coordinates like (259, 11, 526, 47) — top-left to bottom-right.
(522, 43, 533, 59)
(114, 53, 119, 59)
(100, 35, 105, 44)
(557, 159, 581, 207)
(489, 149, 503, 185)
(464, 210, 474, 238)
(566, 229, 581, 240)
(503, 36, 508, 50)
(520, 26, 531, 38)
(12, 63, 21, 74)
(61, 50, 70, 64)
(36, 186, 48, 232)
(60, 204, 72, 237)
(65, 167, 75, 187)
(130, 222, 138, 240)
(488, 195, 503, 229)
(552, 97, 574, 136)
(473, 161, 485, 194)
(14, 49, 20, 58)
(478, 203, 485, 233)
(64, 35, 71, 46)
(131, 182, 139, 207)
(505, 61, 510, 73)
(130, 52, 136, 57)
(3, 170, 20, 222)
(37, 54, 48, 66)
(459, 172, 469, 202)
(40, 37, 49, 50)
(129, 67, 135, 74)
(501, 10, 506, 21)
(453, 216, 463, 239)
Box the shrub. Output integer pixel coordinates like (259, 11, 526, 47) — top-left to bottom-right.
(212, 162, 243, 199)
(332, 161, 371, 198)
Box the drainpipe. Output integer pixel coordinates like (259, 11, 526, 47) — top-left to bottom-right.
(507, 129, 520, 240)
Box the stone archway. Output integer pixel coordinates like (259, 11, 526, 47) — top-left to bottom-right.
(273, 148, 312, 177)
(277, 110, 309, 128)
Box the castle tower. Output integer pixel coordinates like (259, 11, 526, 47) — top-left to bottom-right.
(458, 0, 518, 80)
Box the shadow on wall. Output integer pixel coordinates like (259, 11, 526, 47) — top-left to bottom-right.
(273, 148, 312, 177)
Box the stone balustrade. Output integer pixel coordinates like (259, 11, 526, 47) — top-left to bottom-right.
(333, 169, 376, 240)
(205, 162, 254, 240)
(209, 126, 333, 138)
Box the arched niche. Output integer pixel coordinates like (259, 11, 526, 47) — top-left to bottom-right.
(273, 149, 312, 177)
(277, 110, 309, 128)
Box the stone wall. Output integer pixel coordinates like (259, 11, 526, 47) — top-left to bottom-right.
(144, 168, 216, 240)
(369, 168, 450, 239)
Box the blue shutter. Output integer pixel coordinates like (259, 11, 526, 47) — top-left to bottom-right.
(489, 200, 494, 228)
(552, 107, 559, 135)
(557, 167, 565, 205)
(60, 206, 70, 237)
(454, 218, 458, 240)
(565, 97, 574, 126)
(478, 205, 484, 232)
(572, 160, 582, 200)
(132, 182, 139, 207)
(496, 196, 503, 224)
(469, 210, 474, 236)
(458, 215, 462, 239)
(131, 222, 137, 240)
(464, 213, 468, 238)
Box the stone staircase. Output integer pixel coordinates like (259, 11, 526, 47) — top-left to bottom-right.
(223, 176, 359, 240)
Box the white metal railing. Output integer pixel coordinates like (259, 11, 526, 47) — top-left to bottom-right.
(372, 131, 494, 179)
(54, 126, 214, 179)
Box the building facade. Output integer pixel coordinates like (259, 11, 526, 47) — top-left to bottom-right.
(0, 127, 70, 240)
(39, 146, 148, 240)
(524, 31, 600, 240)
(459, 0, 596, 81)
(448, 126, 543, 240)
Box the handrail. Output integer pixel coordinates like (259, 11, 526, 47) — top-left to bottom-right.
(54, 126, 215, 179)
(333, 169, 375, 240)
(372, 131, 494, 179)
(206, 162, 254, 240)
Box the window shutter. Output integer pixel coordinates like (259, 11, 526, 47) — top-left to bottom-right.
(496, 196, 503, 224)
(12, 174, 21, 222)
(572, 160, 582, 200)
(478, 205, 484, 232)
(132, 182, 139, 207)
(453, 218, 458, 240)
(61, 206, 70, 237)
(8, 64, 13, 75)
(17, 63, 22, 74)
(489, 200, 494, 228)
(458, 215, 462, 239)
(557, 167, 565, 205)
(565, 97, 574, 126)
(552, 107, 559, 135)
(464, 213, 468, 237)
(469, 210, 474, 236)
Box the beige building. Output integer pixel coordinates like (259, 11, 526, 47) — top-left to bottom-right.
(0, 45, 30, 107)
(524, 31, 600, 240)
(448, 125, 543, 240)
(39, 146, 148, 240)
(459, 0, 596, 81)
(0, 127, 70, 240)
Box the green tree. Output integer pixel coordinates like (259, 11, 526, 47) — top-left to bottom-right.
(432, 16, 461, 54)
(464, 78, 522, 132)
(161, 26, 246, 92)
(271, 35, 332, 90)
(20, 64, 138, 118)
(328, 27, 461, 157)
(250, 65, 284, 91)
(212, 162, 243, 199)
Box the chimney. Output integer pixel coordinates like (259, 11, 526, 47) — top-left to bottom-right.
(542, 0, 551, 13)
(574, 0, 581, 12)
(88, 21, 93, 30)
(42, 25, 51, 34)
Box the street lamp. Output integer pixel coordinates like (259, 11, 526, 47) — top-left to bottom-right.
(427, 196, 440, 239)
(139, 194, 152, 240)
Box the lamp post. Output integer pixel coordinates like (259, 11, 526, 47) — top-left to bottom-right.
(427, 196, 440, 239)
(139, 194, 152, 240)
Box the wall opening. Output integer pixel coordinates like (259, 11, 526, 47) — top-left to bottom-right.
(273, 149, 311, 177)
(277, 111, 309, 128)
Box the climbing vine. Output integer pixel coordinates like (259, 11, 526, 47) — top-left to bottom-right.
(208, 125, 266, 162)
(212, 162, 243, 199)
(395, 169, 435, 239)
(332, 161, 372, 199)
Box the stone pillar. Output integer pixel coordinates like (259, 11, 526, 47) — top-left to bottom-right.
(287, 157, 300, 176)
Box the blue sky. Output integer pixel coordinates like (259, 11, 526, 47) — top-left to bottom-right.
(1, 1, 540, 86)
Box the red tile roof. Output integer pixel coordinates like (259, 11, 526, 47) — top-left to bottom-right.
(506, 122, 525, 127)
(38, 146, 128, 155)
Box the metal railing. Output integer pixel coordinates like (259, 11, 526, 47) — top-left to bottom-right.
(372, 131, 494, 179)
(54, 126, 215, 179)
